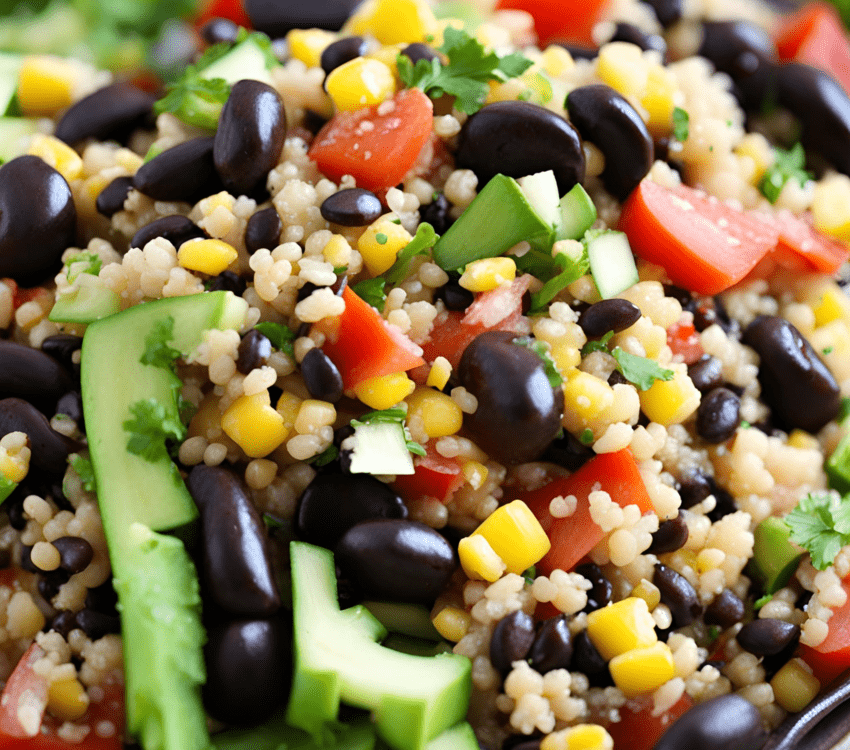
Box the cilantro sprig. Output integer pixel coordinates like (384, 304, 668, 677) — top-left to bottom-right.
(579, 331, 674, 391)
(124, 398, 187, 464)
(672, 107, 689, 142)
(140, 316, 182, 371)
(351, 278, 387, 311)
(397, 27, 533, 115)
(758, 143, 812, 204)
(254, 322, 295, 359)
(351, 407, 426, 456)
(384, 223, 439, 286)
(64, 251, 102, 284)
(512, 337, 563, 388)
(785, 492, 850, 571)
(69, 453, 96, 493)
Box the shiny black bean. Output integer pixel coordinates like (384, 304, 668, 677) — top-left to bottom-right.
(737, 618, 800, 656)
(698, 21, 775, 81)
(215, 80, 287, 196)
(575, 563, 612, 613)
(300, 347, 344, 403)
(691, 296, 737, 336)
(696, 387, 741, 444)
(578, 298, 642, 338)
(41, 334, 83, 373)
(320, 188, 383, 226)
(459, 331, 564, 464)
(334, 519, 456, 604)
(566, 85, 654, 199)
(296, 473, 407, 549)
(647, 512, 689, 555)
(245, 206, 282, 254)
(435, 277, 474, 311)
(130, 214, 207, 251)
(75, 608, 121, 639)
(55, 391, 83, 430)
(50, 610, 78, 638)
(200, 16, 240, 45)
(489, 610, 535, 673)
(556, 43, 598, 60)
(52, 536, 94, 574)
(420, 192, 454, 234)
(38, 569, 69, 602)
(55, 83, 156, 146)
(208, 270, 247, 296)
(134, 136, 220, 202)
(187, 465, 281, 616)
(610, 23, 666, 59)
(236, 329, 272, 374)
(0, 399, 81, 477)
(321, 35, 369, 74)
(570, 631, 612, 686)
(503, 740, 541, 750)
(456, 101, 585, 195)
(85, 579, 118, 615)
(688, 355, 724, 393)
(641, 0, 683, 27)
(654, 563, 702, 627)
(742, 315, 841, 433)
(652, 694, 766, 750)
(540, 431, 595, 472)
(203, 617, 292, 726)
(528, 615, 573, 674)
(704, 589, 746, 629)
(678, 468, 715, 509)
(0, 340, 75, 412)
(608, 370, 629, 387)
(245, 0, 358, 35)
(0, 155, 76, 285)
(95, 175, 134, 218)
(401, 42, 440, 65)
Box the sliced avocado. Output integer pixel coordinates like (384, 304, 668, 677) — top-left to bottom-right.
(752, 516, 804, 595)
(363, 601, 442, 641)
(287, 542, 471, 750)
(49, 283, 121, 324)
(556, 183, 597, 241)
(212, 712, 377, 750)
(0, 117, 39, 162)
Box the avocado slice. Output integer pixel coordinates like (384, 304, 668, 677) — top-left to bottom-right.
(287, 542, 471, 750)
(752, 516, 804, 595)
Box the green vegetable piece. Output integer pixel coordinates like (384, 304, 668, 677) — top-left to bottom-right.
(211, 712, 377, 750)
(585, 229, 639, 300)
(254, 321, 296, 358)
(48, 282, 121, 324)
(424, 722, 479, 750)
(432, 174, 551, 270)
(362, 601, 443, 641)
(0, 117, 40, 163)
(527, 241, 589, 314)
(352, 278, 387, 311)
(0, 473, 16, 504)
(383, 634, 453, 657)
(827, 424, 850, 495)
(556, 183, 597, 241)
(286, 542, 471, 750)
(63, 250, 102, 283)
(785, 491, 850, 570)
(611, 347, 674, 391)
(758, 143, 812, 204)
(672, 107, 689, 141)
(0, 52, 22, 116)
(752, 516, 804, 594)
(432, 0, 485, 29)
(384, 223, 439, 286)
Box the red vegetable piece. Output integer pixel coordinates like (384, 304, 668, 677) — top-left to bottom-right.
(667, 319, 704, 365)
(607, 694, 694, 750)
(494, 0, 609, 46)
(195, 0, 252, 29)
(800, 575, 850, 685)
(392, 441, 465, 504)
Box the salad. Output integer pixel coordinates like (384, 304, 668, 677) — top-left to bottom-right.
(3, 0, 850, 748)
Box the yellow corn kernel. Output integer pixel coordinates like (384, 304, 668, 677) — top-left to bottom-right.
(287, 28, 336, 69)
(810, 319, 850, 368)
(813, 287, 849, 327)
(348, 0, 438, 45)
(458, 534, 506, 582)
(562, 369, 614, 430)
(0, 434, 30, 484)
(323, 234, 352, 268)
(638, 363, 701, 427)
(222, 391, 289, 458)
(358, 217, 413, 276)
(734, 133, 773, 185)
(366, 44, 405, 75)
(640, 65, 676, 135)
(17, 55, 74, 116)
(462, 460, 488, 491)
(812, 176, 850, 243)
(406, 387, 463, 438)
(276, 391, 303, 431)
(541, 724, 614, 750)
(787, 429, 819, 451)
(432, 606, 471, 642)
(771, 658, 820, 713)
(542, 45, 574, 78)
(586, 597, 657, 661)
(487, 77, 528, 105)
(178, 239, 238, 276)
(426, 356, 451, 390)
(116, 148, 144, 173)
(597, 42, 648, 98)
(28, 134, 83, 182)
(609, 641, 676, 698)
(630, 580, 660, 611)
(204, 191, 235, 213)
(459, 257, 517, 293)
(188, 394, 221, 439)
(326, 56, 396, 112)
(85, 175, 110, 205)
(47, 677, 90, 721)
(695, 547, 724, 574)
(353, 371, 416, 410)
(472, 500, 551, 575)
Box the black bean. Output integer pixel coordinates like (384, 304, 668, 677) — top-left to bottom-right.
(187, 465, 281, 617)
(6, 493, 26, 530)
(321, 36, 369, 75)
(50, 610, 78, 638)
(570, 631, 612, 686)
(704, 589, 746, 629)
(300, 347, 344, 403)
(95, 175, 134, 218)
(245, 206, 282, 254)
(540, 431, 595, 472)
(320, 188, 383, 226)
(528, 615, 573, 674)
(38, 569, 69, 602)
(696, 387, 741, 444)
(420, 192, 454, 235)
(401, 43, 440, 65)
(652, 693, 766, 750)
(85, 579, 118, 615)
(334, 519, 456, 604)
(41, 334, 83, 373)
(236, 329, 272, 374)
(52, 536, 94, 574)
(75, 608, 121, 639)
(133, 136, 220, 202)
(690, 296, 737, 336)
(647, 512, 689, 555)
(654, 563, 702, 627)
(566, 85, 654, 199)
(207, 270, 247, 296)
(459, 331, 564, 464)
(742, 315, 841, 433)
(608, 369, 629, 387)
(55, 391, 83, 429)
(19, 545, 38, 573)
(707, 483, 737, 523)
(575, 563, 612, 613)
(489, 610, 535, 673)
(556, 43, 598, 60)
(0, 340, 75, 413)
(698, 21, 775, 82)
(296, 473, 407, 549)
(677, 468, 715, 509)
(200, 17, 240, 45)
(737, 618, 800, 656)
(0, 399, 82, 477)
(130, 214, 206, 251)
(55, 83, 156, 146)
(610, 23, 667, 59)
(0, 155, 76, 285)
(502, 739, 541, 750)
(578, 298, 642, 338)
(245, 0, 358, 35)
(688, 355, 724, 393)
(456, 101, 585, 195)
(641, 0, 683, 27)
(435, 277, 474, 311)
(214, 80, 287, 196)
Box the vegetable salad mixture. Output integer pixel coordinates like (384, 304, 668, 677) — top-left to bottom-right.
(5, 0, 850, 749)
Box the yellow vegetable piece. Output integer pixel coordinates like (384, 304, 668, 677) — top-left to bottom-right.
(348, 0, 438, 45)
(406, 387, 463, 439)
(28, 134, 83, 182)
(596, 42, 647, 98)
(276, 391, 303, 431)
(357, 217, 412, 276)
(458, 534, 506, 582)
(638, 363, 701, 427)
(472, 499, 551, 575)
(562, 369, 614, 431)
(222, 391, 289, 458)
(462, 460, 488, 491)
(287, 28, 336, 69)
(458, 257, 517, 293)
(771, 658, 820, 713)
(17, 55, 74, 116)
(326, 57, 396, 112)
(813, 287, 849, 327)
(787, 429, 819, 451)
(178, 239, 238, 276)
(353, 371, 416, 411)
(586, 597, 657, 661)
(47, 678, 90, 721)
(641, 65, 676, 135)
(426, 356, 451, 390)
(609, 641, 676, 697)
(432, 606, 471, 643)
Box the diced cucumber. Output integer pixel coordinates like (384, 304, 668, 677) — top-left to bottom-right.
(349, 421, 415, 476)
(424, 723, 479, 750)
(49, 283, 121, 324)
(0, 117, 39, 162)
(0, 53, 22, 116)
(383, 634, 452, 657)
(556, 183, 597, 241)
(363, 601, 442, 641)
(752, 517, 804, 596)
(201, 36, 274, 87)
(517, 170, 560, 229)
(0, 474, 17, 504)
(586, 230, 639, 299)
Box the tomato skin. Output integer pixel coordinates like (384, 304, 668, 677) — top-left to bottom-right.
(667, 319, 703, 365)
(495, 0, 608, 45)
(607, 694, 694, 750)
(522, 449, 653, 574)
(773, 210, 849, 274)
(195, 0, 252, 28)
(392, 441, 465, 504)
(619, 180, 778, 296)
(308, 89, 434, 193)
(800, 576, 850, 685)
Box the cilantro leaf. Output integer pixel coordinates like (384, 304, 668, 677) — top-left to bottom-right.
(309, 444, 339, 467)
(384, 222, 439, 285)
(581, 331, 615, 357)
(528, 247, 590, 314)
(580, 428, 594, 446)
(140, 316, 181, 371)
(758, 143, 812, 204)
(512, 337, 563, 387)
(153, 68, 230, 130)
(754, 593, 773, 610)
(786, 492, 850, 570)
(351, 278, 387, 312)
(254, 322, 295, 358)
(351, 407, 426, 457)
(672, 107, 689, 141)
(69, 453, 96, 493)
(123, 398, 187, 464)
(611, 347, 675, 391)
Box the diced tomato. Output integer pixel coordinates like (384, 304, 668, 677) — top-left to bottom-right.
(522, 449, 654, 574)
(773, 210, 849, 274)
(312, 285, 424, 390)
(666, 318, 704, 365)
(494, 0, 609, 46)
(308, 89, 434, 193)
(607, 694, 694, 750)
(619, 180, 779, 296)
(194, 0, 252, 29)
(392, 441, 465, 504)
(3, 278, 45, 310)
(800, 575, 850, 685)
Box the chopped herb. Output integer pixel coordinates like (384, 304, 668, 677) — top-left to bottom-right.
(123, 398, 187, 464)
(522, 565, 537, 585)
(740, 420, 751, 429)
(309, 444, 339, 467)
(262, 512, 287, 529)
(396, 26, 533, 115)
(611, 348, 674, 391)
(333, 265, 348, 275)
(517, 89, 532, 101)
(824, 346, 835, 355)
(785, 491, 850, 570)
(177, 393, 198, 425)
(580, 428, 594, 446)
(528, 247, 590, 314)
(351, 278, 387, 312)
(840, 397, 850, 423)
(580, 331, 615, 357)
(69, 453, 96, 493)
(64, 251, 102, 283)
(754, 593, 773, 610)
(759, 143, 812, 204)
(351, 407, 426, 457)
(390, 218, 402, 225)
(672, 107, 689, 141)
(375, 233, 389, 245)
(254, 322, 295, 358)
(512, 337, 563, 387)
(383, 222, 439, 286)
(140, 316, 181, 371)
(707, 625, 720, 643)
